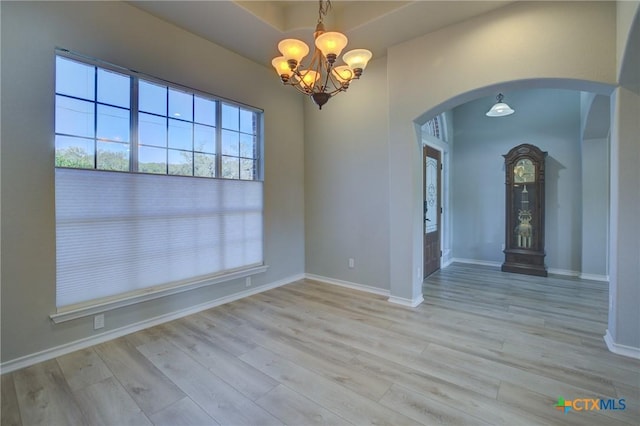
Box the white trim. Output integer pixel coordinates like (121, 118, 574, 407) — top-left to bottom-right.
(1, 273, 302, 374)
(304, 274, 390, 297)
(51, 265, 269, 323)
(304, 274, 426, 308)
(604, 329, 640, 359)
(442, 249, 453, 268)
(579, 273, 609, 282)
(452, 258, 592, 279)
(451, 258, 501, 268)
(388, 294, 424, 308)
(547, 268, 580, 277)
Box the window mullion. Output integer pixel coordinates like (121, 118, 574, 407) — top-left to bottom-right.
(130, 77, 139, 172)
(165, 87, 169, 175)
(215, 100, 222, 177)
(191, 95, 195, 177)
(93, 65, 98, 169)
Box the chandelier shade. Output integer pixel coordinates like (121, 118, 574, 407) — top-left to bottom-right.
(342, 49, 373, 73)
(271, 56, 294, 79)
(332, 65, 353, 83)
(272, 0, 372, 109)
(315, 32, 349, 60)
(298, 69, 320, 90)
(277, 39, 310, 64)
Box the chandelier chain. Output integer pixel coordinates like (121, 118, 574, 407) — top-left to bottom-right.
(318, 0, 332, 24)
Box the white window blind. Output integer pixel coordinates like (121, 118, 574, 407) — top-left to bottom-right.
(55, 168, 263, 310)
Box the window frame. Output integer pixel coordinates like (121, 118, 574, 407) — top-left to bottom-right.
(55, 48, 263, 182)
(52, 49, 267, 323)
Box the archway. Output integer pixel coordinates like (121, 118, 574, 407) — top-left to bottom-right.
(386, 0, 621, 321)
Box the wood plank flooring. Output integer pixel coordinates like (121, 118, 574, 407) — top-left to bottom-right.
(2, 263, 639, 425)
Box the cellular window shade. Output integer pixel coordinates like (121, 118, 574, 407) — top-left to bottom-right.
(55, 168, 263, 309)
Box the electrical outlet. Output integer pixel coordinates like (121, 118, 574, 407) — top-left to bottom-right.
(501, 243, 505, 250)
(348, 258, 355, 269)
(94, 314, 105, 330)
(245, 276, 252, 287)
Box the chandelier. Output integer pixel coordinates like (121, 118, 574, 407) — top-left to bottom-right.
(271, 0, 372, 109)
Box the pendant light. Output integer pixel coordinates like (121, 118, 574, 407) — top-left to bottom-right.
(486, 93, 515, 117)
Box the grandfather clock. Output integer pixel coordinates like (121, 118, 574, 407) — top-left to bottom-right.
(502, 144, 548, 276)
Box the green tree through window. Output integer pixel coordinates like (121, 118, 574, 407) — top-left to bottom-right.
(55, 52, 261, 181)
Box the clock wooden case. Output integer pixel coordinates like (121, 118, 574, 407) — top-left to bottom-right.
(502, 143, 548, 276)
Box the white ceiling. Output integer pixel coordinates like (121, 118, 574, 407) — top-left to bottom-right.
(128, 1, 609, 134)
(129, 1, 512, 69)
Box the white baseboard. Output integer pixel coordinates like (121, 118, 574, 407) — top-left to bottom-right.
(304, 273, 390, 297)
(442, 249, 453, 268)
(452, 258, 596, 279)
(579, 273, 609, 282)
(304, 274, 424, 308)
(388, 294, 424, 308)
(442, 257, 454, 269)
(451, 258, 501, 268)
(0, 274, 303, 374)
(604, 329, 640, 360)
(547, 268, 580, 277)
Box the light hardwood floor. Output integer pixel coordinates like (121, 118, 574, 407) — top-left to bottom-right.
(2, 263, 639, 425)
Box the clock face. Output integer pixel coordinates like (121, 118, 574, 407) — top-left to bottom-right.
(514, 158, 535, 183)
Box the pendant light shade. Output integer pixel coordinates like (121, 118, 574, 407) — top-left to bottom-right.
(486, 93, 515, 117)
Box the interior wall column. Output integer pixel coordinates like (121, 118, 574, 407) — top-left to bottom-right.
(606, 86, 640, 357)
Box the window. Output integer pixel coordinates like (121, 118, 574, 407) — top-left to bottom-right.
(55, 55, 260, 179)
(53, 51, 265, 318)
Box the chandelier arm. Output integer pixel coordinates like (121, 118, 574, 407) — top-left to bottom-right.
(291, 84, 311, 95)
(325, 68, 349, 93)
(321, 64, 333, 93)
(304, 49, 324, 92)
(323, 86, 347, 97)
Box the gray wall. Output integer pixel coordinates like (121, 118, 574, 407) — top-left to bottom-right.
(304, 57, 390, 290)
(1, 2, 305, 363)
(607, 1, 640, 351)
(608, 85, 640, 350)
(386, 1, 616, 304)
(451, 89, 583, 273)
(2, 0, 638, 365)
(581, 138, 609, 278)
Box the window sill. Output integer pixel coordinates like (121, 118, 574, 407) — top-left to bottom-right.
(50, 265, 269, 324)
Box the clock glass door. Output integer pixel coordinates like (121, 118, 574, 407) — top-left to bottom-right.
(423, 145, 441, 278)
(511, 159, 537, 250)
